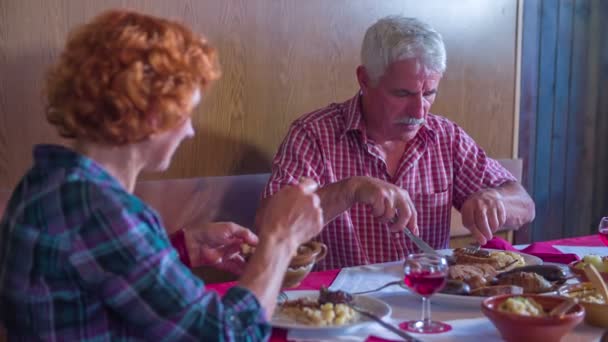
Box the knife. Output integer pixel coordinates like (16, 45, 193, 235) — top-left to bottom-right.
(348, 302, 422, 342)
(402, 227, 438, 255)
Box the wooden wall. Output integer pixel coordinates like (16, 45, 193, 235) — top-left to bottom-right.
(0, 0, 519, 189)
(518, 0, 608, 243)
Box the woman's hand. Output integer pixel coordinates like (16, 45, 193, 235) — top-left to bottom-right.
(183, 222, 258, 274)
(255, 177, 324, 246)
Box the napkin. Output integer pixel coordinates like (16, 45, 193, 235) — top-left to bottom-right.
(483, 237, 579, 264)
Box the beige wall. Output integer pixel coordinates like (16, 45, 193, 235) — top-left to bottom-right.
(0, 0, 519, 188)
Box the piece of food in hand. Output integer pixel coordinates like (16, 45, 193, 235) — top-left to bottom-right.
(439, 279, 471, 295)
(498, 296, 545, 317)
(496, 271, 555, 293)
(241, 243, 255, 260)
(470, 285, 524, 297)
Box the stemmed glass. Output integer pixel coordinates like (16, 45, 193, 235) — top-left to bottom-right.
(401, 253, 451, 334)
(598, 217, 608, 246)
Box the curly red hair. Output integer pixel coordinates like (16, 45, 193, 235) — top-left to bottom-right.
(45, 9, 220, 145)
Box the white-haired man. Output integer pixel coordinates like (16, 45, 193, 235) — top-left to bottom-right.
(261, 16, 535, 270)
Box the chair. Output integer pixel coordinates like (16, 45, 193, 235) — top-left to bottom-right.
(134, 173, 271, 283)
(0, 189, 9, 342)
(134, 173, 271, 235)
(449, 158, 523, 247)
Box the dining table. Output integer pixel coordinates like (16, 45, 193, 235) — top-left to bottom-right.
(206, 234, 608, 341)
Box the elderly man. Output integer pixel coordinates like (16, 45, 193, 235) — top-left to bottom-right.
(262, 16, 535, 270)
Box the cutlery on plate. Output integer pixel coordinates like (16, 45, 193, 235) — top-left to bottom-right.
(351, 280, 404, 295)
(347, 302, 422, 342)
(463, 242, 482, 254)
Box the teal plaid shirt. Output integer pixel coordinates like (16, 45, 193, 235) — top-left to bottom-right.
(0, 144, 270, 341)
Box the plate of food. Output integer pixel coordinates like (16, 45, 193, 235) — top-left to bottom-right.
(425, 248, 571, 307)
(272, 287, 391, 332)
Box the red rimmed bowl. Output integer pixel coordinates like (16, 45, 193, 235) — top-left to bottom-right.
(568, 260, 608, 283)
(481, 294, 585, 342)
(281, 241, 327, 289)
(558, 282, 608, 328)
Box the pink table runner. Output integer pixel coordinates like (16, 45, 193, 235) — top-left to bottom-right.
(205, 234, 603, 342)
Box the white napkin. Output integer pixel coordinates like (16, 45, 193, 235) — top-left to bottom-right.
(553, 246, 608, 257)
(328, 261, 403, 294)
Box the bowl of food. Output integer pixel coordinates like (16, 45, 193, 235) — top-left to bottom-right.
(568, 255, 608, 283)
(282, 241, 327, 288)
(559, 282, 608, 328)
(481, 294, 585, 342)
(243, 241, 327, 289)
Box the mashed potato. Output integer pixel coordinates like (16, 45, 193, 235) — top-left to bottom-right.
(498, 297, 545, 317)
(278, 301, 357, 326)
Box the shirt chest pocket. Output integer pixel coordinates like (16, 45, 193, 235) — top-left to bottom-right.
(411, 190, 451, 211)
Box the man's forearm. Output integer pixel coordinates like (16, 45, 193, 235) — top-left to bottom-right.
(316, 178, 357, 224)
(495, 181, 536, 228)
(260, 178, 356, 226)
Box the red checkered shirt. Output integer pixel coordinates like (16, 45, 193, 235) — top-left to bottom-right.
(264, 93, 516, 270)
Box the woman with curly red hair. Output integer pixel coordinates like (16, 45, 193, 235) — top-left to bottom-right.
(0, 10, 323, 341)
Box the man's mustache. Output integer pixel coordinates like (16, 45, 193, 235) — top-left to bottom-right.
(394, 117, 425, 125)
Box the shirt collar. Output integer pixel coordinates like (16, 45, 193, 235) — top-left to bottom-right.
(33, 144, 125, 190)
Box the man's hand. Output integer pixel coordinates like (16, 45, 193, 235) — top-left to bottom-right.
(461, 188, 507, 245)
(350, 176, 418, 235)
(183, 222, 258, 274)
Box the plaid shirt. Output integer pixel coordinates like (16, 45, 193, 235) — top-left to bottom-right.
(0, 145, 269, 341)
(264, 93, 516, 270)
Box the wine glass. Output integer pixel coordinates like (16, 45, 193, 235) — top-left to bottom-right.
(401, 253, 451, 334)
(598, 217, 608, 246)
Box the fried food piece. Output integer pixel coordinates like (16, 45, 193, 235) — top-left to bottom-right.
(452, 248, 524, 272)
(470, 285, 524, 297)
(448, 264, 498, 289)
(496, 271, 554, 293)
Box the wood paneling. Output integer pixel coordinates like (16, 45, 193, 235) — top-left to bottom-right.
(517, 0, 608, 243)
(0, 0, 519, 189)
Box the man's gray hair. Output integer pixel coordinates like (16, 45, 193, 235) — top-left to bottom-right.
(361, 16, 446, 83)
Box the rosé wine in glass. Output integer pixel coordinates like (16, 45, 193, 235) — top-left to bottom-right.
(599, 217, 608, 246)
(401, 253, 451, 334)
(403, 270, 447, 296)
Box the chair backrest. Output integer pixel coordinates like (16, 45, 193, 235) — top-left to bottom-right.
(0, 189, 10, 219)
(134, 173, 271, 235)
(449, 158, 523, 237)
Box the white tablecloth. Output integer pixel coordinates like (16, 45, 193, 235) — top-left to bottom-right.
(287, 246, 608, 341)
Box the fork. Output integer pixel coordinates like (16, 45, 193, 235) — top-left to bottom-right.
(351, 280, 404, 295)
(463, 242, 481, 254)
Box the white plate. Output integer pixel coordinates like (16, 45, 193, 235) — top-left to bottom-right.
(437, 248, 544, 267)
(271, 290, 391, 332)
(429, 248, 544, 307)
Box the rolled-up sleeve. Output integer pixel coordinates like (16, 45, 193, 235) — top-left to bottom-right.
(68, 184, 270, 341)
(451, 124, 517, 211)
